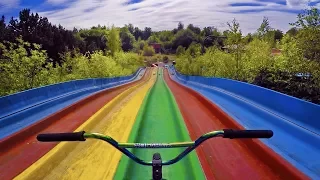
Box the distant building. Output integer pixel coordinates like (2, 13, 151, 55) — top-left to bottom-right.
(150, 43, 161, 53)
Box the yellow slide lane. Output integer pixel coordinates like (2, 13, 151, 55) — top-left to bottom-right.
(15, 67, 157, 180)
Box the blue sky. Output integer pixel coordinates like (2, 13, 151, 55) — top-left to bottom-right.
(0, 0, 319, 34)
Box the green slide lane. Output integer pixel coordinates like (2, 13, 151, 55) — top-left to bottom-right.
(114, 68, 205, 180)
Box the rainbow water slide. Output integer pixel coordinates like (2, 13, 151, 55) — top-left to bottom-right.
(0, 66, 318, 179)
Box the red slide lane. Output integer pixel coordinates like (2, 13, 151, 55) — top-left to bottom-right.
(0, 69, 150, 180)
(164, 69, 309, 180)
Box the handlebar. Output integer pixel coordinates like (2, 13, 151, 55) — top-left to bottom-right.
(37, 129, 273, 166)
(223, 129, 273, 139)
(37, 131, 86, 141)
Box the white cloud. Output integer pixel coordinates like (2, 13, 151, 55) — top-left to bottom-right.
(47, 0, 70, 5)
(35, 0, 315, 34)
(0, 0, 19, 12)
(286, 0, 306, 7)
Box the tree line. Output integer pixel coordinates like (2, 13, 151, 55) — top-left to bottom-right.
(1, 8, 286, 63)
(175, 7, 320, 104)
(0, 9, 145, 96)
(0, 8, 299, 64)
(1, 7, 319, 104)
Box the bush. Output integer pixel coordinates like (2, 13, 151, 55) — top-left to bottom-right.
(143, 45, 155, 56)
(0, 38, 142, 97)
(176, 46, 185, 56)
(0, 38, 50, 95)
(174, 34, 320, 104)
(253, 68, 320, 104)
(186, 42, 201, 58)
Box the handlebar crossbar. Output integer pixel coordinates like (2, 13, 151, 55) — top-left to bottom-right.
(37, 129, 273, 166)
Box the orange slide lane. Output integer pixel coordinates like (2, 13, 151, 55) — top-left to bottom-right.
(0, 68, 150, 180)
(164, 69, 309, 180)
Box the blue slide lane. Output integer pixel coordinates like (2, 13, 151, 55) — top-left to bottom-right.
(168, 67, 320, 179)
(0, 68, 145, 139)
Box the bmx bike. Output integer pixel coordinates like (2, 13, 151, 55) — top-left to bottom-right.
(37, 129, 273, 180)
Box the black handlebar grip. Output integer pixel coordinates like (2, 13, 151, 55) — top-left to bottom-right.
(37, 131, 86, 142)
(223, 129, 273, 139)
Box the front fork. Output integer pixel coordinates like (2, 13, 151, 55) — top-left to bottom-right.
(152, 153, 162, 180)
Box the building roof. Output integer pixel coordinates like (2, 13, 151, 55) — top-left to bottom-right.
(150, 43, 161, 48)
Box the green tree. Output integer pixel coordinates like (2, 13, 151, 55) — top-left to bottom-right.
(158, 30, 174, 42)
(133, 39, 146, 54)
(0, 16, 7, 42)
(256, 17, 279, 47)
(290, 7, 320, 29)
(257, 17, 271, 37)
(163, 41, 173, 50)
(243, 33, 253, 44)
(126, 23, 134, 34)
(212, 28, 221, 36)
(172, 29, 198, 49)
(107, 26, 122, 56)
(286, 27, 298, 36)
(274, 29, 284, 41)
(290, 7, 320, 62)
(187, 24, 201, 34)
(0, 37, 49, 95)
(142, 27, 152, 40)
(147, 35, 160, 44)
(178, 22, 184, 31)
(186, 42, 201, 58)
(120, 27, 135, 52)
(176, 45, 186, 56)
(142, 45, 155, 56)
(138, 39, 147, 50)
(296, 28, 320, 61)
(264, 30, 276, 47)
(201, 27, 213, 37)
(133, 27, 143, 40)
(227, 19, 242, 43)
(77, 27, 108, 53)
(223, 30, 230, 37)
(226, 18, 244, 80)
(4, 9, 82, 65)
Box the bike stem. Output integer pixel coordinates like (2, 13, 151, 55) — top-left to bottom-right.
(152, 153, 162, 180)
